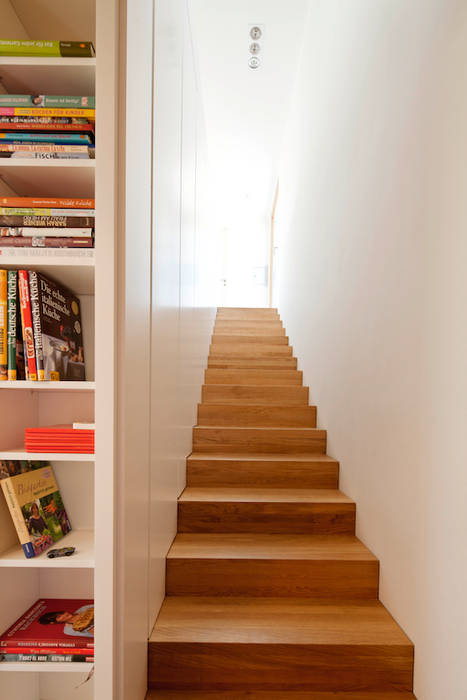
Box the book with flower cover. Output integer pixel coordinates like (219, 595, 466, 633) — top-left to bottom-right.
(0, 599, 94, 650)
(0, 462, 71, 558)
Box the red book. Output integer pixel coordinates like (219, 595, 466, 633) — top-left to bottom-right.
(0, 197, 95, 209)
(4, 646, 94, 655)
(18, 270, 36, 380)
(25, 424, 95, 453)
(0, 123, 94, 132)
(0, 599, 94, 650)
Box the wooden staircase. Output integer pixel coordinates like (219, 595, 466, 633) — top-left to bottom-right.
(147, 308, 416, 699)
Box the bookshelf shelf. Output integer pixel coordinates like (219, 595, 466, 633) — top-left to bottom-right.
(0, 254, 94, 294)
(0, 662, 93, 673)
(0, 160, 95, 198)
(0, 56, 95, 95)
(0, 381, 95, 392)
(0, 529, 94, 568)
(0, 448, 94, 461)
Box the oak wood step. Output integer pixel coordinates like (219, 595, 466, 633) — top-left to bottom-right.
(217, 307, 279, 316)
(210, 344, 293, 357)
(205, 369, 303, 386)
(148, 597, 414, 691)
(197, 404, 317, 427)
(186, 453, 339, 488)
(201, 384, 309, 405)
(193, 426, 326, 454)
(167, 534, 376, 597)
(217, 313, 280, 321)
(177, 488, 355, 534)
(208, 358, 298, 370)
(212, 334, 289, 345)
(147, 693, 417, 699)
(214, 322, 285, 335)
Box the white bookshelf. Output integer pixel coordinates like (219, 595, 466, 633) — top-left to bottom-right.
(0, 0, 115, 697)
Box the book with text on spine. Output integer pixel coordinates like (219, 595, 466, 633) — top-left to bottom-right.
(0, 236, 94, 249)
(0, 95, 95, 109)
(7, 270, 17, 379)
(0, 40, 95, 58)
(0, 132, 92, 145)
(0, 270, 6, 380)
(0, 462, 71, 558)
(0, 197, 95, 209)
(0, 107, 95, 119)
(18, 270, 36, 380)
(0, 599, 94, 649)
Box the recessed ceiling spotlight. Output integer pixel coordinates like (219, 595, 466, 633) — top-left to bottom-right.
(249, 42, 261, 55)
(250, 26, 262, 40)
(249, 57, 260, 69)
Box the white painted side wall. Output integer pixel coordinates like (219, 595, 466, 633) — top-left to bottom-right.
(149, 0, 215, 633)
(275, 2, 467, 698)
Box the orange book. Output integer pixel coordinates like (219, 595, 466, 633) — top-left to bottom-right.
(0, 269, 7, 380)
(0, 197, 94, 209)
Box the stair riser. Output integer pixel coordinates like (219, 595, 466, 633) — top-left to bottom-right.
(208, 360, 298, 370)
(186, 459, 339, 489)
(197, 405, 317, 428)
(192, 428, 326, 454)
(201, 385, 309, 405)
(205, 370, 303, 386)
(214, 325, 285, 335)
(178, 502, 355, 534)
(210, 346, 293, 357)
(167, 559, 376, 597)
(212, 335, 289, 345)
(149, 643, 413, 691)
(217, 314, 280, 321)
(147, 692, 417, 699)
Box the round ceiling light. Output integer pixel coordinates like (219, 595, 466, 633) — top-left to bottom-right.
(249, 57, 260, 69)
(250, 26, 262, 40)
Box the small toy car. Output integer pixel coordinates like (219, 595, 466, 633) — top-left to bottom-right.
(47, 546, 76, 559)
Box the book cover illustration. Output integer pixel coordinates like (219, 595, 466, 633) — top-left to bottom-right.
(0, 599, 94, 649)
(0, 462, 71, 557)
(0, 95, 95, 109)
(33, 273, 85, 381)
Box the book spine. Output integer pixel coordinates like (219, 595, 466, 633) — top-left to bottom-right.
(0, 40, 94, 58)
(0, 107, 95, 118)
(7, 270, 17, 379)
(0, 96, 95, 109)
(28, 271, 44, 381)
(18, 270, 36, 381)
(0, 640, 94, 650)
(0, 132, 92, 145)
(0, 216, 94, 228)
(0, 208, 95, 216)
(0, 144, 90, 154)
(0, 123, 94, 132)
(6, 152, 92, 160)
(0, 236, 94, 248)
(0, 478, 34, 557)
(0, 653, 93, 662)
(1, 647, 93, 655)
(0, 270, 6, 380)
(0, 198, 95, 209)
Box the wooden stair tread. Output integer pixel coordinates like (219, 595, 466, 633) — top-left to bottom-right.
(179, 487, 352, 504)
(168, 534, 375, 560)
(147, 692, 417, 699)
(188, 452, 337, 463)
(150, 597, 412, 646)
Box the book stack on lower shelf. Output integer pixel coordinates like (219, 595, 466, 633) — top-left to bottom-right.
(0, 266, 86, 381)
(25, 424, 95, 454)
(0, 598, 94, 665)
(0, 197, 94, 249)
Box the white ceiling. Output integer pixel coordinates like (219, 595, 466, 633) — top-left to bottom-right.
(189, 0, 309, 230)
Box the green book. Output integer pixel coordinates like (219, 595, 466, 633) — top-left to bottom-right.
(0, 95, 95, 109)
(7, 270, 16, 380)
(0, 40, 95, 58)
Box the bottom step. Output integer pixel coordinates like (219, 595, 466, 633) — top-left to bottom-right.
(147, 694, 417, 699)
(149, 597, 414, 691)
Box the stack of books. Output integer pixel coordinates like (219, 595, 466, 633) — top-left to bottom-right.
(0, 94, 95, 160)
(0, 460, 71, 558)
(25, 425, 95, 454)
(0, 197, 94, 250)
(0, 599, 94, 663)
(0, 268, 86, 381)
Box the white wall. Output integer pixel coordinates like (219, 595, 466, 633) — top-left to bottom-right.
(275, 2, 467, 699)
(149, 0, 215, 631)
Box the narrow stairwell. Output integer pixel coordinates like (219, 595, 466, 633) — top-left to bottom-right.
(147, 308, 416, 699)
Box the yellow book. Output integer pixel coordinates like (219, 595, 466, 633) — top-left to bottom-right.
(0, 269, 7, 380)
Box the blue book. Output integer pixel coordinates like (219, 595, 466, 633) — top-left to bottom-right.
(0, 132, 92, 145)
